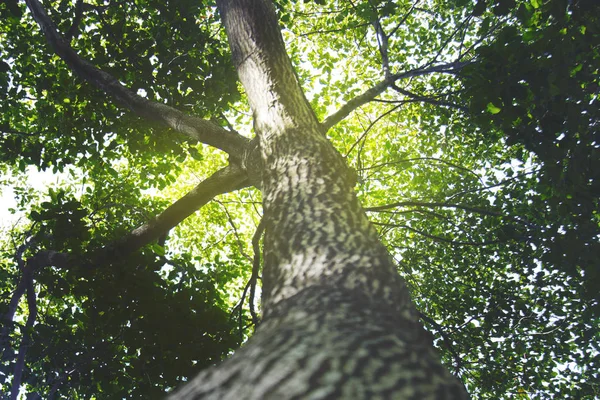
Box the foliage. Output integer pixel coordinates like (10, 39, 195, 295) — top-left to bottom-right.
(0, 174, 242, 398)
(0, 0, 598, 398)
(463, 0, 600, 307)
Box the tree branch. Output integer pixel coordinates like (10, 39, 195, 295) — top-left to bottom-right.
(26, 165, 249, 272)
(372, 12, 391, 77)
(249, 217, 265, 327)
(65, 0, 84, 42)
(298, 23, 369, 37)
(24, 0, 250, 157)
(359, 156, 484, 184)
(344, 104, 402, 158)
(10, 266, 38, 400)
(365, 200, 502, 217)
(0, 233, 39, 350)
(232, 216, 265, 337)
(390, 83, 467, 112)
(387, 0, 420, 39)
(419, 312, 463, 375)
(320, 61, 471, 132)
(2, 165, 249, 367)
(372, 221, 502, 247)
(217, 199, 253, 262)
(96, 165, 251, 266)
(320, 79, 390, 132)
(0, 272, 28, 353)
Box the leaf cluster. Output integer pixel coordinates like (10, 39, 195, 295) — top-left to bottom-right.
(463, 0, 600, 306)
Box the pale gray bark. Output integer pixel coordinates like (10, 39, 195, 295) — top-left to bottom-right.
(169, 0, 469, 398)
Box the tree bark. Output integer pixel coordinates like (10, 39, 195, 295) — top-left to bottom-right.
(170, 0, 469, 398)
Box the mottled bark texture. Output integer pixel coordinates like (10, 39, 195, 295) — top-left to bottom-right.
(170, 0, 469, 398)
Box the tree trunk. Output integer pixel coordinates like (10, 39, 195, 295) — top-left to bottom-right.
(169, 0, 469, 398)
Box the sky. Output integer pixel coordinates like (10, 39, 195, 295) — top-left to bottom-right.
(0, 166, 71, 230)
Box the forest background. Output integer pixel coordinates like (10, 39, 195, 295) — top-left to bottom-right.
(0, 0, 598, 398)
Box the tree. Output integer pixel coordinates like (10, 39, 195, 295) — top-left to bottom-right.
(0, 0, 598, 398)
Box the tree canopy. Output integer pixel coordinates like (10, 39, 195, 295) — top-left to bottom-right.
(0, 0, 598, 398)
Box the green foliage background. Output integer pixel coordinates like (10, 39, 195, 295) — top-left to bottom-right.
(0, 0, 598, 398)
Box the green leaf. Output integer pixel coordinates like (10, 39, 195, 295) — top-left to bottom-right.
(486, 102, 502, 114)
(150, 243, 166, 256)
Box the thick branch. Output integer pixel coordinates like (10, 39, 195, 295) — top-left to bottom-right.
(65, 0, 84, 41)
(3, 165, 248, 370)
(4, 165, 248, 370)
(320, 61, 472, 132)
(372, 16, 391, 77)
(10, 272, 38, 400)
(321, 79, 391, 132)
(26, 165, 249, 272)
(0, 272, 28, 351)
(24, 0, 250, 157)
(100, 165, 249, 262)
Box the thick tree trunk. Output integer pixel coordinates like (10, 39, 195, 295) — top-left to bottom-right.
(170, 0, 469, 398)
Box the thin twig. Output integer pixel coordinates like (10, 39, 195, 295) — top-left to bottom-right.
(216, 200, 252, 262)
